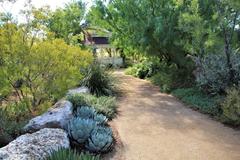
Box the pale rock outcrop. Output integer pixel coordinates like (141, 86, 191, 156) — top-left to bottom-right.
(67, 86, 90, 96)
(24, 100, 73, 133)
(0, 128, 69, 160)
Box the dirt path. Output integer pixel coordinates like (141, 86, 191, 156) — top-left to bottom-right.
(107, 70, 240, 160)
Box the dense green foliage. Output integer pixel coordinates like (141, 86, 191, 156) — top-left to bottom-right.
(0, 109, 24, 147)
(47, 149, 100, 160)
(86, 0, 240, 126)
(80, 63, 115, 96)
(47, 1, 85, 45)
(67, 94, 116, 119)
(125, 58, 161, 79)
(0, 19, 92, 111)
(222, 88, 240, 125)
(0, 101, 30, 147)
(172, 88, 221, 116)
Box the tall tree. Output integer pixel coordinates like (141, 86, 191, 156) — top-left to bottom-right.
(87, 0, 195, 69)
(48, 0, 86, 44)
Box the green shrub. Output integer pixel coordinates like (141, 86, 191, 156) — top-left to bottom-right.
(67, 94, 116, 119)
(68, 118, 96, 144)
(149, 73, 173, 93)
(85, 126, 113, 153)
(172, 88, 221, 116)
(80, 63, 115, 96)
(0, 104, 29, 147)
(125, 67, 138, 76)
(196, 54, 240, 94)
(47, 149, 100, 160)
(149, 63, 194, 92)
(221, 88, 240, 125)
(125, 58, 161, 79)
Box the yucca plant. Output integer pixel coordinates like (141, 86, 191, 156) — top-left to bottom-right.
(46, 149, 100, 160)
(80, 62, 115, 97)
(85, 126, 113, 153)
(68, 118, 96, 144)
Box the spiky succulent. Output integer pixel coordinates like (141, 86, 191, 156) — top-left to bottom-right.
(47, 149, 100, 160)
(94, 114, 108, 125)
(68, 118, 96, 144)
(85, 126, 113, 153)
(76, 106, 96, 119)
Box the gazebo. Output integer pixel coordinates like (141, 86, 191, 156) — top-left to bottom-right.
(83, 29, 123, 67)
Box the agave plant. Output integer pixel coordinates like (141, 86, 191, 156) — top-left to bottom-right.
(85, 126, 113, 153)
(76, 106, 96, 119)
(68, 118, 96, 144)
(46, 149, 100, 160)
(94, 114, 108, 125)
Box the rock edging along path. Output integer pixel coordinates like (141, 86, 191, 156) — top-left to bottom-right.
(108, 70, 240, 160)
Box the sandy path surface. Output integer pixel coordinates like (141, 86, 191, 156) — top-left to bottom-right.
(106, 70, 240, 160)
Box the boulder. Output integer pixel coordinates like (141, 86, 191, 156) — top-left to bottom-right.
(24, 100, 73, 133)
(0, 128, 69, 160)
(67, 86, 89, 96)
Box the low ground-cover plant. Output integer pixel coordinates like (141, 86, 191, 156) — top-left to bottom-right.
(221, 88, 240, 126)
(80, 63, 115, 97)
(172, 88, 222, 116)
(67, 94, 116, 119)
(68, 106, 113, 153)
(46, 149, 100, 160)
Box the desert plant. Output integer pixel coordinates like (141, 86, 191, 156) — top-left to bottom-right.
(222, 88, 240, 125)
(80, 62, 115, 96)
(76, 107, 96, 119)
(85, 126, 113, 153)
(67, 94, 116, 119)
(68, 118, 96, 144)
(75, 106, 108, 125)
(196, 54, 240, 94)
(94, 114, 108, 125)
(46, 149, 100, 160)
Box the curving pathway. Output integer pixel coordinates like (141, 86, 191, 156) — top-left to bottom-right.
(107, 70, 240, 160)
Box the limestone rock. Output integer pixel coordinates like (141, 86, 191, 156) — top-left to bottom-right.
(24, 100, 73, 133)
(0, 128, 69, 160)
(67, 86, 89, 96)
